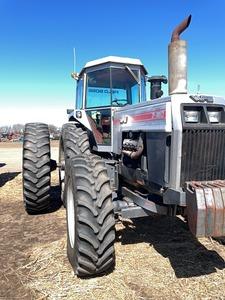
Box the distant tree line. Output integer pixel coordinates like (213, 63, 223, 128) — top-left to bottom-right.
(0, 124, 61, 141)
(0, 124, 24, 134)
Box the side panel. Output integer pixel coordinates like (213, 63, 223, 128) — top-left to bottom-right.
(112, 98, 172, 155)
(146, 132, 170, 187)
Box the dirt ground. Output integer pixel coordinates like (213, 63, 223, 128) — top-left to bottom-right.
(1, 143, 225, 299)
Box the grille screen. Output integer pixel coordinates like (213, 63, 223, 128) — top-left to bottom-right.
(181, 129, 225, 185)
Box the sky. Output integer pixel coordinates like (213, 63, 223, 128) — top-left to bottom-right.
(0, 0, 225, 126)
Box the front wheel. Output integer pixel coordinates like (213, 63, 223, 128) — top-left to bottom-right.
(65, 154, 115, 277)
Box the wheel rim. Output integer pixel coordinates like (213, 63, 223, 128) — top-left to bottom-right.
(59, 150, 65, 200)
(67, 178, 75, 248)
(60, 165, 65, 197)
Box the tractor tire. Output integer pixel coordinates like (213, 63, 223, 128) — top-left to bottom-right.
(65, 154, 115, 277)
(59, 123, 90, 203)
(23, 123, 51, 214)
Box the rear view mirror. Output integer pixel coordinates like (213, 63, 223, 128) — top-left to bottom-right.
(67, 109, 74, 115)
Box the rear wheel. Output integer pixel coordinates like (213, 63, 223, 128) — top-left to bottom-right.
(65, 154, 115, 277)
(59, 123, 90, 204)
(23, 123, 51, 214)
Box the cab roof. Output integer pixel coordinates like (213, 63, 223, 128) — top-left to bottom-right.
(79, 56, 148, 76)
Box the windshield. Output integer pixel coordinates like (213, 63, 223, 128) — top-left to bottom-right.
(86, 67, 140, 108)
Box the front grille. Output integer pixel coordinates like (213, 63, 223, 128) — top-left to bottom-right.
(181, 129, 225, 186)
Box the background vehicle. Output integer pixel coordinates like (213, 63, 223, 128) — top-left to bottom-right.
(22, 15, 225, 277)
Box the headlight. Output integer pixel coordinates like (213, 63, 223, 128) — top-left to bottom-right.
(208, 111, 221, 123)
(184, 111, 199, 123)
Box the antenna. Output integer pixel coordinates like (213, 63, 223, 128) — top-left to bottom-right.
(71, 47, 79, 80)
(72, 47, 78, 106)
(197, 84, 200, 95)
(73, 47, 76, 73)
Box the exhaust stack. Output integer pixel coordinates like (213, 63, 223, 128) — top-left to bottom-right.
(168, 15, 192, 95)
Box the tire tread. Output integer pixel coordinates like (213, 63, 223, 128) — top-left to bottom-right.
(67, 154, 115, 277)
(23, 123, 51, 213)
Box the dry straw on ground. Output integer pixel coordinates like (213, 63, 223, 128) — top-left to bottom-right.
(1, 169, 225, 299)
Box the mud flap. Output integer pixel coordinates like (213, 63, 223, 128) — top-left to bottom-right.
(186, 181, 225, 237)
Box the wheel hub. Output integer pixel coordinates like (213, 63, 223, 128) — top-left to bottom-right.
(67, 178, 75, 248)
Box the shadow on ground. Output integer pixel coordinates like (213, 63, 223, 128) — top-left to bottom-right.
(0, 172, 20, 187)
(48, 185, 62, 213)
(116, 216, 225, 278)
(0, 163, 6, 168)
(28, 185, 62, 215)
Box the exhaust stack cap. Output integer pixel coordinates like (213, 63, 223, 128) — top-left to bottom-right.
(168, 15, 192, 95)
(171, 15, 192, 42)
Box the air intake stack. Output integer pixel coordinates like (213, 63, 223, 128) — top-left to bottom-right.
(148, 76, 168, 100)
(168, 15, 192, 95)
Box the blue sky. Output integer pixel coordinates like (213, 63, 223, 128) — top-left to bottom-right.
(0, 0, 225, 125)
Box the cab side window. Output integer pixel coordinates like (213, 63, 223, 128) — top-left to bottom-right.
(76, 78, 83, 109)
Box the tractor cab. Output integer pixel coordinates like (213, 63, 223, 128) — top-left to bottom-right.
(73, 56, 147, 149)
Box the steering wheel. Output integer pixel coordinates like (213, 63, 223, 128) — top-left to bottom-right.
(112, 99, 128, 106)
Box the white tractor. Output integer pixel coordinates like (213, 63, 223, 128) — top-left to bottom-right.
(22, 15, 225, 277)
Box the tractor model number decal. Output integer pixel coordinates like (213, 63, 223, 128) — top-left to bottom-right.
(113, 108, 166, 125)
(131, 109, 166, 122)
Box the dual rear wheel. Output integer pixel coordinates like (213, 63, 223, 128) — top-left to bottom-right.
(22, 122, 115, 277)
(59, 123, 90, 204)
(23, 123, 51, 213)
